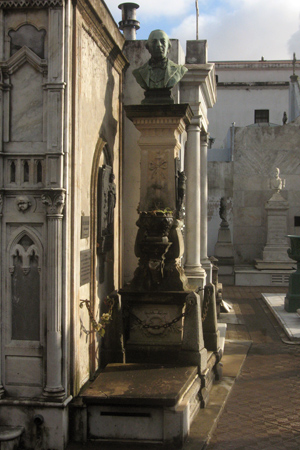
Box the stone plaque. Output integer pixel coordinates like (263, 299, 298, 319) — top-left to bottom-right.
(81, 216, 90, 239)
(80, 250, 91, 286)
(268, 215, 287, 244)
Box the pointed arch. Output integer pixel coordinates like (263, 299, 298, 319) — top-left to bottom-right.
(7, 226, 44, 343)
(7, 225, 44, 260)
(89, 136, 107, 375)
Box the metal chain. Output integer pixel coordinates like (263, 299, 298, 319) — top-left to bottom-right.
(201, 288, 213, 322)
(127, 304, 187, 330)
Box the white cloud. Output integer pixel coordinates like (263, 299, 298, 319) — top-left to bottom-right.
(105, 0, 195, 21)
(172, 0, 300, 60)
(104, 0, 300, 61)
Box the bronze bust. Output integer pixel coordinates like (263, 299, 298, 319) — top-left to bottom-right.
(132, 29, 188, 104)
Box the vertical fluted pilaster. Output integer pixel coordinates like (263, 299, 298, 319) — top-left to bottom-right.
(42, 191, 65, 399)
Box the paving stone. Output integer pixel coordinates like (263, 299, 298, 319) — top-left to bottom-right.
(207, 286, 300, 450)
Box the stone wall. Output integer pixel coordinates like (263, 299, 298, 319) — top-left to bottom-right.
(208, 117, 300, 265)
(71, 0, 126, 393)
(0, 0, 127, 446)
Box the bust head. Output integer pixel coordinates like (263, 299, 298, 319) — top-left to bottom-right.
(146, 29, 171, 60)
(16, 195, 31, 212)
(132, 29, 188, 103)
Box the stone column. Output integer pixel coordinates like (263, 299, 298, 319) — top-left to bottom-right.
(184, 116, 206, 289)
(200, 132, 212, 282)
(0, 192, 4, 398)
(42, 191, 65, 399)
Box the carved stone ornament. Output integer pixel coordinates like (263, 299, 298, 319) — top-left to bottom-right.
(0, 0, 63, 8)
(16, 195, 31, 213)
(42, 192, 65, 215)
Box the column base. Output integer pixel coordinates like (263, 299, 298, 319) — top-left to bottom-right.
(184, 265, 206, 291)
(201, 258, 213, 283)
(43, 386, 66, 401)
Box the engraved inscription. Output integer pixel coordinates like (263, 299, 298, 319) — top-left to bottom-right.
(80, 249, 91, 286)
(81, 216, 90, 239)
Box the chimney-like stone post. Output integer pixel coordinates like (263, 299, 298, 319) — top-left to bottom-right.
(118, 3, 140, 40)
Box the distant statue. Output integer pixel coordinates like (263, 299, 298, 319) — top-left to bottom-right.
(132, 29, 188, 103)
(270, 168, 285, 192)
(282, 111, 287, 125)
(177, 170, 187, 215)
(219, 197, 228, 224)
(107, 173, 116, 234)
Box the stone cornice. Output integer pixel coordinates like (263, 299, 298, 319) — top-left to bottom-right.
(213, 60, 300, 71)
(77, 0, 128, 74)
(125, 103, 193, 126)
(0, 0, 63, 8)
(183, 64, 217, 109)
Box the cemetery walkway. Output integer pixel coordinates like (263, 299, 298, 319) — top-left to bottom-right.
(198, 285, 300, 450)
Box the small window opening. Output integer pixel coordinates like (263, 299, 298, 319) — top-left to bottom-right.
(37, 161, 42, 183)
(255, 109, 269, 123)
(294, 216, 300, 227)
(23, 161, 29, 182)
(10, 161, 16, 182)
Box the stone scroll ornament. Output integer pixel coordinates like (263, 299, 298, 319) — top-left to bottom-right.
(132, 29, 188, 104)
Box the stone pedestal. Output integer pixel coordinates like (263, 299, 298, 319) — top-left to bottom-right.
(122, 104, 209, 373)
(214, 220, 234, 285)
(255, 192, 295, 270)
(125, 104, 192, 213)
(124, 104, 192, 292)
(285, 235, 300, 312)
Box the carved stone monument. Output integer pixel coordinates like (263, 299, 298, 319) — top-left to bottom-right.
(255, 168, 295, 270)
(116, 31, 221, 444)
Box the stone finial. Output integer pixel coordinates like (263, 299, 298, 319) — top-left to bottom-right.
(118, 3, 140, 40)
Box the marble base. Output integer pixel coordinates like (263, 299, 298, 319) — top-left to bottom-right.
(80, 364, 201, 447)
(262, 294, 300, 340)
(0, 398, 71, 450)
(0, 426, 23, 450)
(255, 260, 296, 270)
(235, 266, 293, 286)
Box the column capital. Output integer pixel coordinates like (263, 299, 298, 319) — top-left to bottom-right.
(189, 114, 202, 128)
(42, 191, 65, 216)
(200, 131, 209, 145)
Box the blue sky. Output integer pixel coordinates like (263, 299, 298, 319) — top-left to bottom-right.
(104, 0, 300, 61)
